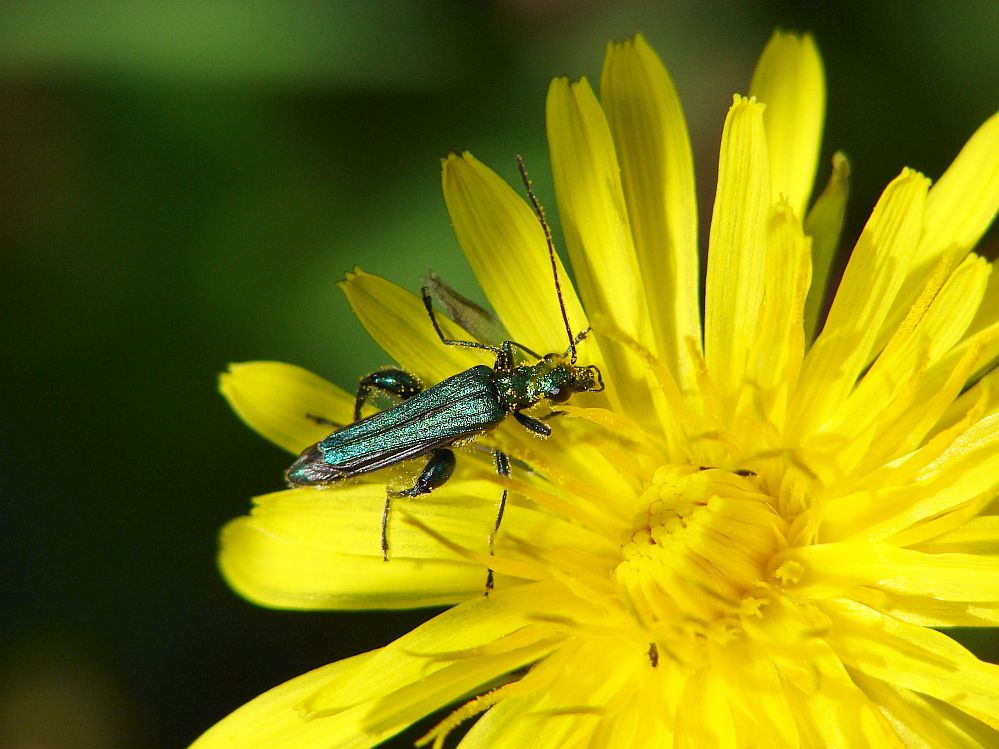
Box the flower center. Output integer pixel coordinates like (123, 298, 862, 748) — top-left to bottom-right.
(615, 465, 788, 639)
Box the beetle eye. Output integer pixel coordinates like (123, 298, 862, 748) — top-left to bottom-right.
(549, 387, 571, 403)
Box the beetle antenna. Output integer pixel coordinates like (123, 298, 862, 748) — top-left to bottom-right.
(516, 155, 578, 363)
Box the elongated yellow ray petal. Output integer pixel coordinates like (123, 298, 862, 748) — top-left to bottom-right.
(301, 582, 583, 715)
(704, 95, 770, 408)
(750, 31, 825, 218)
(821, 412, 999, 542)
(914, 515, 999, 554)
(790, 169, 929, 439)
(875, 112, 999, 351)
(853, 671, 999, 749)
(774, 542, 999, 600)
(546, 75, 658, 418)
(826, 599, 999, 722)
(601, 34, 701, 393)
(823, 253, 990, 465)
(917, 112, 999, 277)
(748, 203, 811, 426)
(442, 152, 588, 357)
(850, 587, 999, 628)
(546, 76, 649, 348)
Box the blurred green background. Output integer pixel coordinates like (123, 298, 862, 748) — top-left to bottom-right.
(2, 1, 996, 747)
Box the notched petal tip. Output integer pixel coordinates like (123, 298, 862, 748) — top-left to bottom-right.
(605, 31, 649, 55)
(441, 150, 472, 172)
(729, 93, 766, 114)
(337, 265, 366, 289)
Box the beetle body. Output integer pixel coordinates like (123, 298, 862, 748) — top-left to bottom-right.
(286, 365, 503, 486)
(285, 353, 603, 488)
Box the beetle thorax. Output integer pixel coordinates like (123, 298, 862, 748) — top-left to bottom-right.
(494, 356, 576, 411)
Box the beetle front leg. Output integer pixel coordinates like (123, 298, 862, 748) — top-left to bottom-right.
(514, 410, 552, 437)
(354, 368, 422, 421)
(381, 448, 456, 561)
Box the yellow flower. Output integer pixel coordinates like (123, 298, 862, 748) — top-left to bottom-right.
(195, 32, 999, 748)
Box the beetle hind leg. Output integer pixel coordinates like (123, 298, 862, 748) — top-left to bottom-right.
(485, 449, 510, 594)
(381, 448, 456, 561)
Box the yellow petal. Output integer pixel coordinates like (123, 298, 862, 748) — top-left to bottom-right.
(219, 361, 355, 454)
(749, 31, 825, 217)
(914, 515, 999, 554)
(748, 202, 811, 425)
(783, 664, 903, 747)
(601, 34, 701, 392)
(823, 253, 990, 460)
(193, 601, 562, 749)
(825, 599, 999, 722)
(803, 152, 850, 339)
(703, 95, 770, 406)
(546, 75, 657, 406)
(790, 169, 929, 439)
(462, 639, 648, 748)
(441, 152, 589, 357)
(707, 638, 798, 748)
(545, 76, 647, 339)
(219, 481, 512, 610)
(935, 361, 999, 437)
(189, 653, 381, 749)
(673, 668, 738, 748)
(871, 326, 997, 462)
(301, 582, 581, 716)
(340, 269, 485, 384)
(918, 111, 999, 274)
(852, 670, 999, 749)
(876, 112, 999, 350)
(851, 587, 999, 628)
(969, 258, 999, 338)
(772, 542, 999, 601)
(821, 412, 999, 542)
(357, 635, 558, 741)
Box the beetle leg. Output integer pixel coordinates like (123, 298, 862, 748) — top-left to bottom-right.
(380, 494, 392, 562)
(422, 287, 504, 357)
(422, 287, 543, 368)
(485, 449, 510, 594)
(514, 411, 552, 437)
(381, 449, 457, 561)
(354, 368, 423, 421)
